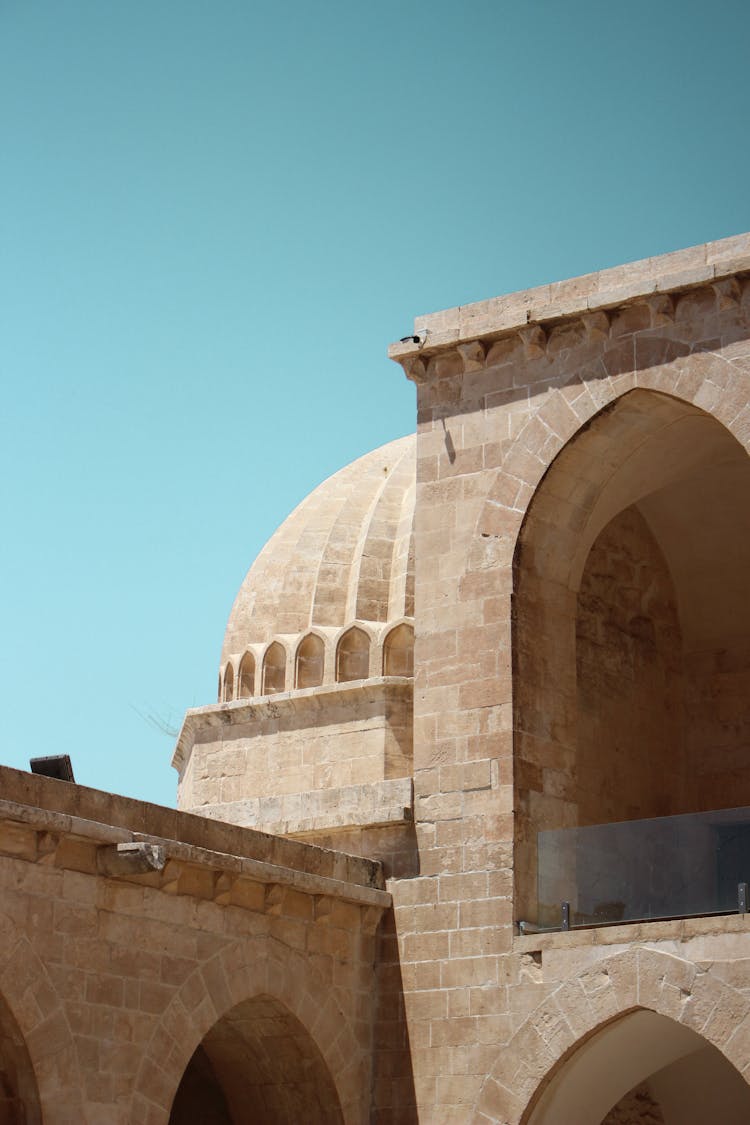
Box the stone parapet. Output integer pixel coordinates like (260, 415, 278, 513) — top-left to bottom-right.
(0, 764, 386, 892)
(174, 678, 414, 823)
(189, 775, 414, 837)
(0, 794, 390, 910)
(389, 230, 750, 366)
(173, 676, 413, 769)
(513, 911, 750, 956)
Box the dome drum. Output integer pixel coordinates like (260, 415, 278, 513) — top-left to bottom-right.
(177, 436, 416, 861)
(219, 618, 414, 700)
(173, 676, 414, 840)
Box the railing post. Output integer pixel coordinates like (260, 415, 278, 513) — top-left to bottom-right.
(561, 901, 570, 931)
(738, 883, 748, 914)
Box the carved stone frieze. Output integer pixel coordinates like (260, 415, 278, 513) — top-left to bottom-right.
(398, 276, 750, 384)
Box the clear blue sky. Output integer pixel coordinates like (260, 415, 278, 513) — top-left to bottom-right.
(1, 1, 749, 807)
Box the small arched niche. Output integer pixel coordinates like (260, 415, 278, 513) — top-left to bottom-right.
(237, 652, 255, 699)
(295, 634, 324, 689)
(383, 623, 414, 677)
(262, 642, 286, 695)
(524, 1009, 750, 1125)
(169, 994, 344, 1125)
(222, 663, 234, 703)
(336, 626, 370, 683)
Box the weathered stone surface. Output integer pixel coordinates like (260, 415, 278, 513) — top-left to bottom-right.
(6, 232, 750, 1124)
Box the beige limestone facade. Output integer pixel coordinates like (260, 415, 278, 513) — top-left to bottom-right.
(5, 232, 750, 1122)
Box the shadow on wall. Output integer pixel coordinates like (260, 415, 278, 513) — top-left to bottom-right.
(0, 991, 41, 1125)
(169, 995, 344, 1125)
(371, 908, 418, 1125)
(513, 388, 750, 925)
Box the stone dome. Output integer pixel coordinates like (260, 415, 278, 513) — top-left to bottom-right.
(221, 435, 415, 666)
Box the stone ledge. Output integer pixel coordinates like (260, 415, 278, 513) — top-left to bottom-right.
(173, 676, 413, 769)
(388, 231, 750, 360)
(0, 765, 385, 891)
(514, 911, 750, 953)
(187, 776, 414, 837)
(0, 795, 391, 908)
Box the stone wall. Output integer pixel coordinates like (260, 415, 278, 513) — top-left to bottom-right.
(7, 236, 750, 1124)
(0, 767, 387, 1125)
(685, 645, 750, 812)
(576, 505, 685, 826)
(601, 1084, 664, 1125)
(387, 232, 750, 1121)
(175, 680, 413, 838)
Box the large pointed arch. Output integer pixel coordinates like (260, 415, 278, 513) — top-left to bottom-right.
(474, 947, 750, 1125)
(0, 910, 83, 1124)
(131, 936, 369, 1125)
(169, 993, 344, 1124)
(0, 990, 41, 1125)
(524, 1008, 750, 1125)
(510, 384, 750, 924)
(475, 348, 750, 557)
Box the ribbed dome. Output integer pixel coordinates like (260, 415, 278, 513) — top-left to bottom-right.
(222, 435, 415, 662)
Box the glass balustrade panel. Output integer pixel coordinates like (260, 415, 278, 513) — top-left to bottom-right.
(534, 805, 750, 930)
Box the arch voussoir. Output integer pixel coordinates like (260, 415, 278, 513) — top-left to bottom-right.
(132, 935, 363, 1124)
(475, 948, 750, 1125)
(479, 350, 750, 549)
(0, 914, 83, 1124)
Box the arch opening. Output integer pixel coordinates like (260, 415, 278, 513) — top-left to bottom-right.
(238, 652, 255, 699)
(336, 626, 370, 683)
(295, 634, 324, 689)
(261, 642, 286, 695)
(222, 663, 235, 703)
(383, 623, 414, 677)
(525, 1009, 750, 1125)
(0, 991, 41, 1125)
(514, 389, 750, 926)
(168, 994, 344, 1125)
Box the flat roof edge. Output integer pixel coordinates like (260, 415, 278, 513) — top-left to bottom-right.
(389, 232, 750, 360)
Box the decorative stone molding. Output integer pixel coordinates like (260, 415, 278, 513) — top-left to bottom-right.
(390, 231, 750, 383)
(97, 840, 166, 877)
(0, 786, 389, 911)
(218, 618, 415, 703)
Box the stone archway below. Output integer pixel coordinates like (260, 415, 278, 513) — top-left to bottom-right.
(168, 992, 345, 1125)
(0, 989, 41, 1125)
(526, 1008, 750, 1125)
(474, 948, 750, 1125)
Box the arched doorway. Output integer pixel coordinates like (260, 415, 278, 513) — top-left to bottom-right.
(168, 994, 344, 1125)
(525, 1009, 750, 1125)
(513, 389, 750, 925)
(0, 991, 41, 1125)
